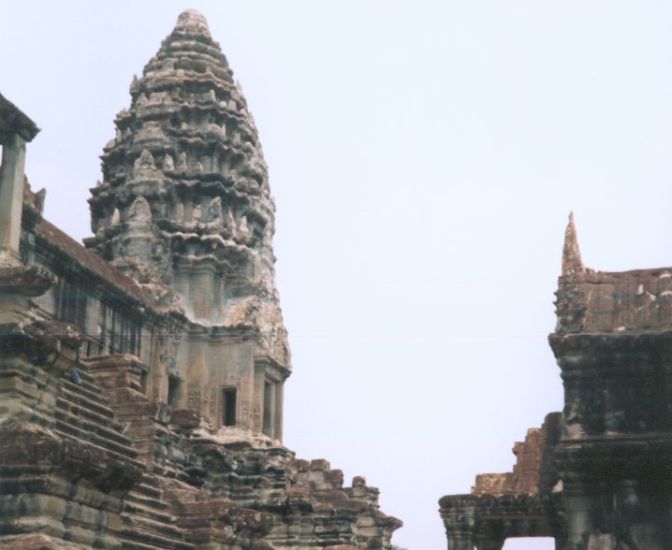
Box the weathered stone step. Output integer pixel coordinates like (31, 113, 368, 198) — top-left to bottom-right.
(54, 407, 135, 453)
(73, 365, 96, 383)
(123, 512, 185, 538)
(61, 377, 112, 406)
(125, 491, 171, 512)
(56, 394, 126, 434)
(120, 536, 193, 550)
(120, 520, 193, 550)
(132, 481, 163, 500)
(53, 421, 139, 465)
(58, 384, 117, 420)
(120, 538, 193, 550)
(124, 500, 174, 524)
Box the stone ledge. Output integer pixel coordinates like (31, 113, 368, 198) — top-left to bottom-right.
(0, 264, 54, 296)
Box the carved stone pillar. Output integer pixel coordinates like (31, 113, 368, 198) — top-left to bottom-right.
(0, 134, 26, 262)
(476, 539, 503, 550)
(447, 532, 475, 550)
(274, 380, 284, 441)
(440, 495, 477, 550)
(475, 526, 504, 550)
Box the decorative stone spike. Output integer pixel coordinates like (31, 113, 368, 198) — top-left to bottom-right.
(110, 208, 120, 226)
(177, 151, 187, 172)
(562, 211, 584, 276)
(162, 153, 174, 172)
(174, 8, 211, 35)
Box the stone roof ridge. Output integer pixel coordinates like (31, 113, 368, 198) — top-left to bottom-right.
(562, 210, 585, 276)
(37, 218, 152, 308)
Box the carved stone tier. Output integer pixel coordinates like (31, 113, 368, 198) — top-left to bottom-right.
(85, 9, 288, 371)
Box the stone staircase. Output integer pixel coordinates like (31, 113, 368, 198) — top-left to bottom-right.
(54, 363, 193, 550)
(120, 472, 193, 550)
(83, 354, 192, 482)
(55, 369, 138, 463)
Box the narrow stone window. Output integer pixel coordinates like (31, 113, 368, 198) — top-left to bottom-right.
(56, 279, 87, 328)
(130, 321, 141, 356)
(263, 381, 275, 437)
(274, 382, 283, 441)
(167, 375, 181, 407)
(222, 387, 237, 426)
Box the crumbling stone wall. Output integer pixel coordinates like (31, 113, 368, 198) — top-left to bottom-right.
(439, 414, 562, 549)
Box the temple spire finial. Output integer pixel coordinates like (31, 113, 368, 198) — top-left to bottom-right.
(175, 9, 210, 35)
(562, 211, 584, 276)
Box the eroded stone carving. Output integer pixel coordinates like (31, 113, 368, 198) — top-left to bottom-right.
(128, 196, 152, 224)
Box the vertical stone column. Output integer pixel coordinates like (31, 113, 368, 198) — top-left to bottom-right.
(563, 488, 594, 549)
(447, 532, 475, 550)
(263, 379, 276, 438)
(252, 361, 266, 434)
(0, 134, 26, 262)
(190, 264, 215, 321)
(274, 381, 284, 442)
(440, 495, 477, 550)
(475, 537, 504, 550)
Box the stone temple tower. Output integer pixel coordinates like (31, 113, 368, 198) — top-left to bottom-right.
(0, 12, 401, 548)
(86, 9, 290, 440)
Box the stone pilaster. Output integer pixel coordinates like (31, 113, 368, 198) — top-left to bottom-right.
(0, 134, 26, 263)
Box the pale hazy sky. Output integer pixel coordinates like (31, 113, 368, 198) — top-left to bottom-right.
(4, 2, 672, 548)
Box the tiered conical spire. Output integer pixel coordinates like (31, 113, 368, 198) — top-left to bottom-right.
(87, 10, 288, 367)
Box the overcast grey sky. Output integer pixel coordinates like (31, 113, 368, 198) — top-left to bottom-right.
(4, 2, 672, 548)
